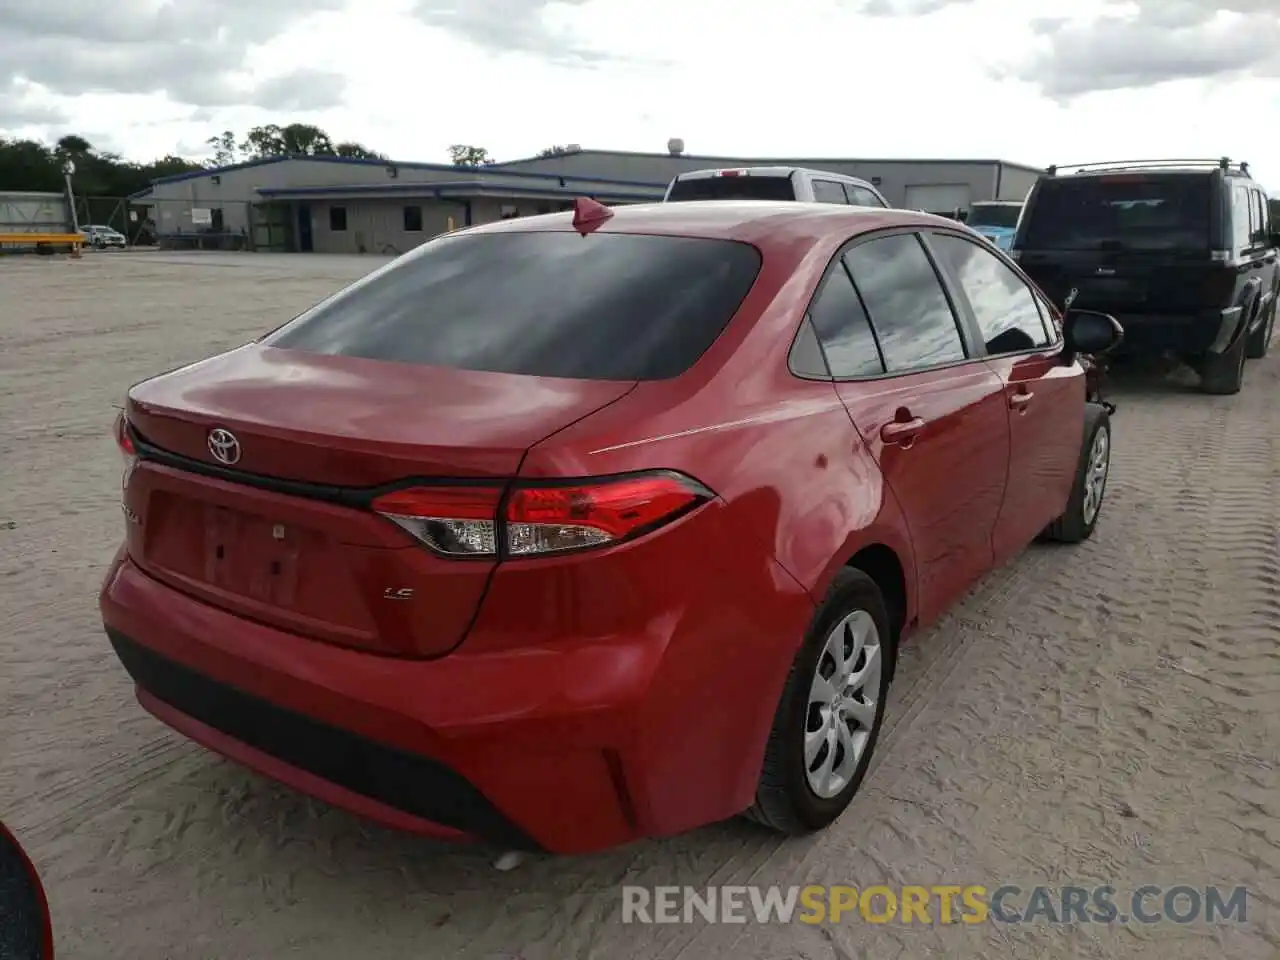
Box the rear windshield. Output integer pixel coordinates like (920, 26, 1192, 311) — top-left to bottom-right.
(968, 204, 1021, 228)
(1019, 174, 1211, 251)
(264, 231, 763, 381)
(666, 175, 796, 202)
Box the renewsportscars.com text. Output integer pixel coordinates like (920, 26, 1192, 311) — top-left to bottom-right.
(621, 884, 1249, 925)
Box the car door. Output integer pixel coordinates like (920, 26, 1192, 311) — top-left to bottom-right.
(814, 231, 1010, 626)
(926, 231, 1085, 566)
(1248, 186, 1279, 321)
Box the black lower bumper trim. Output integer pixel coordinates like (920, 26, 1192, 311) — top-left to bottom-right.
(106, 629, 542, 851)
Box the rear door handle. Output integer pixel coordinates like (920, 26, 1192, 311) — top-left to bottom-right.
(1009, 391, 1034, 410)
(880, 417, 925, 444)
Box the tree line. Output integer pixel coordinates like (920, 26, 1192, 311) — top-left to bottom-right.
(0, 122, 579, 198)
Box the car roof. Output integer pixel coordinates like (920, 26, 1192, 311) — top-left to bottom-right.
(972, 199, 1022, 206)
(461, 200, 956, 246)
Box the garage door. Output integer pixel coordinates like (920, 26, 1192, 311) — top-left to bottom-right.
(903, 183, 972, 215)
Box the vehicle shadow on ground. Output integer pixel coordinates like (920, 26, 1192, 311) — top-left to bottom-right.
(1099, 355, 1208, 395)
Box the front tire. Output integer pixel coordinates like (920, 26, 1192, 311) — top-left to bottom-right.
(1044, 404, 1111, 544)
(745, 568, 893, 835)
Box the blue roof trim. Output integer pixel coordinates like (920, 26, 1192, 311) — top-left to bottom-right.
(257, 182, 662, 203)
(256, 180, 661, 198)
(145, 154, 668, 190)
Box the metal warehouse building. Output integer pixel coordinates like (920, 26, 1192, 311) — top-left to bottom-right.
(129, 145, 1042, 255)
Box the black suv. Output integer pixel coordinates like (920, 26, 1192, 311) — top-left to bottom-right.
(1010, 158, 1280, 394)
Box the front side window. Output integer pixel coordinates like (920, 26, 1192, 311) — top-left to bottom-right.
(842, 234, 967, 372)
(811, 180, 847, 204)
(931, 234, 1050, 355)
(264, 231, 762, 381)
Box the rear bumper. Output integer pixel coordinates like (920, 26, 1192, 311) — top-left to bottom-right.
(1109, 306, 1242, 356)
(100, 545, 812, 853)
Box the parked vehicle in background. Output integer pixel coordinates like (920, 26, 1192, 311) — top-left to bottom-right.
(83, 224, 127, 249)
(664, 166, 889, 207)
(101, 198, 1122, 856)
(966, 200, 1023, 250)
(1011, 158, 1279, 395)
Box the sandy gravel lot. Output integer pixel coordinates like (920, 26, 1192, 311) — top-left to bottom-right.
(1, 251, 1277, 959)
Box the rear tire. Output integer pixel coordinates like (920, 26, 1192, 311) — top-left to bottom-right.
(1201, 327, 1247, 395)
(745, 568, 894, 835)
(1044, 404, 1111, 544)
(1246, 297, 1276, 359)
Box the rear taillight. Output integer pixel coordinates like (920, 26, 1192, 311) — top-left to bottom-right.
(113, 409, 135, 459)
(371, 486, 502, 557)
(113, 409, 137, 502)
(370, 471, 713, 559)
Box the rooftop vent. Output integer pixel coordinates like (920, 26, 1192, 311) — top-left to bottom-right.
(667, 138, 685, 156)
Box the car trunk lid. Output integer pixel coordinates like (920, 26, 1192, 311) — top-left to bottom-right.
(124, 344, 636, 657)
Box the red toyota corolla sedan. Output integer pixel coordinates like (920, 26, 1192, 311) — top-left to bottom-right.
(100, 199, 1122, 855)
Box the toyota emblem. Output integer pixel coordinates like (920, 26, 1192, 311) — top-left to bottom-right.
(207, 428, 241, 465)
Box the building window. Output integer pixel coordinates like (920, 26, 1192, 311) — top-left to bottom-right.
(329, 206, 347, 231)
(500, 204, 519, 219)
(403, 205, 423, 232)
(210, 208, 225, 232)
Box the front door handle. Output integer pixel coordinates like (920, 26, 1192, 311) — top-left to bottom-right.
(880, 417, 925, 444)
(1009, 391, 1034, 411)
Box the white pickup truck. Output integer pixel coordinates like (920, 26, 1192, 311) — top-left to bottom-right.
(664, 166, 890, 207)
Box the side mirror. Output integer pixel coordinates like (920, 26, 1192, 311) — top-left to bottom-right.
(1062, 309, 1124, 365)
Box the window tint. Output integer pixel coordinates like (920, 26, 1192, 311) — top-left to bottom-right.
(811, 180, 847, 204)
(1022, 174, 1211, 251)
(932, 234, 1050, 355)
(403, 205, 423, 232)
(806, 264, 884, 378)
(265, 232, 762, 381)
(788, 316, 832, 379)
(843, 234, 967, 371)
(329, 206, 347, 231)
(967, 203, 1022, 228)
(666, 176, 796, 201)
(845, 185, 885, 208)
(1232, 185, 1251, 250)
(1249, 189, 1266, 244)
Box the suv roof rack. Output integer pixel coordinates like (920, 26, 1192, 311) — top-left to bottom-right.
(1045, 158, 1250, 178)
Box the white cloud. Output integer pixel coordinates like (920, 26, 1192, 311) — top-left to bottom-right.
(1, 0, 1277, 188)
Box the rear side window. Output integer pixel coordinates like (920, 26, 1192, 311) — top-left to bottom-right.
(806, 264, 884, 378)
(666, 175, 795, 202)
(1232, 184, 1252, 250)
(1021, 174, 1211, 251)
(845, 185, 886, 208)
(265, 232, 762, 381)
(931, 234, 1050, 355)
(843, 234, 967, 372)
(811, 180, 847, 204)
(1249, 188, 1266, 246)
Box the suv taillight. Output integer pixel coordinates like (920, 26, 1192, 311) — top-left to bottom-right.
(370, 471, 714, 558)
